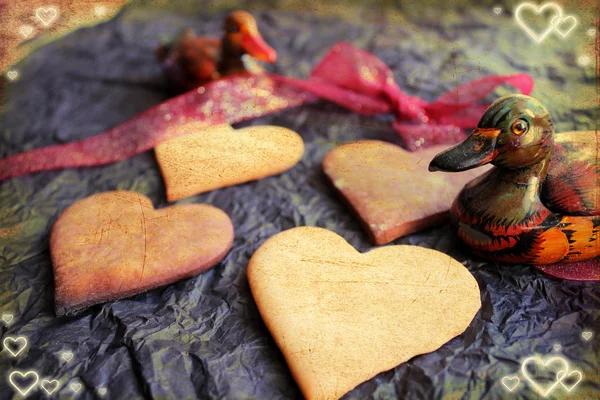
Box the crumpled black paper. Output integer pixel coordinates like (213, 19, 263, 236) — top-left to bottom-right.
(0, 2, 599, 399)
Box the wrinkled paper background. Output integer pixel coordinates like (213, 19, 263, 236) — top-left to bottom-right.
(1, 1, 599, 399)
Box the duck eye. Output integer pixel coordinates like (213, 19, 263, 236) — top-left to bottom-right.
(511, 119, 528, 136)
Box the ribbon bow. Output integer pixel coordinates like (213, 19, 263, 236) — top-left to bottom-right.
(0, 42, 533, 182)
(274, 42, 533, 150)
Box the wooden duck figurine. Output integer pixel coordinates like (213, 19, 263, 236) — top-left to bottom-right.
(156, 10, 277, 91)
(429, 94, 599, 265)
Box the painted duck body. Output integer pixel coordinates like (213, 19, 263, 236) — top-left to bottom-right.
(430, 95, 599, 265)
(156, 10, 277, 91)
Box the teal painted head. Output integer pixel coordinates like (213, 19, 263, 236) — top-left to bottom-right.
(430, 95, 555, 172)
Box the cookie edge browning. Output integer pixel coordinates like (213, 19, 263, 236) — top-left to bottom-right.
(322, 140, 451, 245)
(156, 124, 305, 202)
(247, 227, 353, 400)
(248, 226, 482, 400)
(155, 124, 236, 202)
(51, 191, 234, 317)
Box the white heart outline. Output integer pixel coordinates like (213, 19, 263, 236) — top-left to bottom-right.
(41, 379, 60, 395)
(61, 351, 73, 362)
(98, 387, 108, 396)
(70, 382, 82, 392)
(582, 331, 592, 340)
(494, 7, 502, 14)
(557, 369, 583, 392)
(6, 71, 18, 81)
(501, 375, 520, 391)
(35, 7, 59, 27)
(553, 344, 561, 351)
(515, 2, 563, 43)
(2, 313, 14, 324)
(552, 15, 577, 38)
(520, 356, 569, 397)
(3, 336, 27, 357)
(9, 370, 40, 396)
(19, 25, 34, 38)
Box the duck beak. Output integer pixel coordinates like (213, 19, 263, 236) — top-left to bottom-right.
(428, 128, 501, 172)
(241, 29, 277, 63)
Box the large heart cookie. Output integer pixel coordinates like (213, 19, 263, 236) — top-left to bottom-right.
(50, 191, 234, 316)
(248, 227, 481, 400)
(155, 124, 304, 201)
(323, 140, 489, 245)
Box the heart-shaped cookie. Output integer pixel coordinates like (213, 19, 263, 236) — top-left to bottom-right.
(155, 123, 304, 201)
(323, 141, 489, 245)
(50, 191, 234, 316)
(248, 227, 481, 400)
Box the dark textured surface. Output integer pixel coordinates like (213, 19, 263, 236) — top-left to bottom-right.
(1, 2, 599, 399)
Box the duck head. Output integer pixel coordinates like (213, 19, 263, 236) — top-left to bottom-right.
(223, 11, 277, 63)
(429, 94, 554, 172)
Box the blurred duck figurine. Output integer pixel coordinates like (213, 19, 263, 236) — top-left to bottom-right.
(429, 94, 599, 265)
(156, 10, 277, 91)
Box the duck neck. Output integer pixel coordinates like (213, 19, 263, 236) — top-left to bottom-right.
(219, 37, 246, 74)
(455, 150, 554, 233)
(497, 151, 552, 187)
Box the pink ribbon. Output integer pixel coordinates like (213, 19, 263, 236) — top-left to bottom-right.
(275, 42, 533, 149)
(0, 42, 533, 182)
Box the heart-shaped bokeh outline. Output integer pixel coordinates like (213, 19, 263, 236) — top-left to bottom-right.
(501, 375, 520, 391)
(521, 356, 569, 396)
(3, 336, 27, 357)
(1, 313, 14, 324)
(35, 7, 58, 27)
(18, 25, 34, 38)
(557, 369, 583, 392)
(515, 2, 562, 43)
(9, 370, 39, 396)
(552, 15, 577, 38)
(41, 379, 60, 395)
(6, 71, 18, 81)
(69, 382, 82, 393)
(61, 351, 73, 362)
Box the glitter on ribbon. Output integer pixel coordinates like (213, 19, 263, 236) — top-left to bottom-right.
(534, 260, 600, 281)
(0, 42, 533, 182)
(0, 76, 313, 182)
